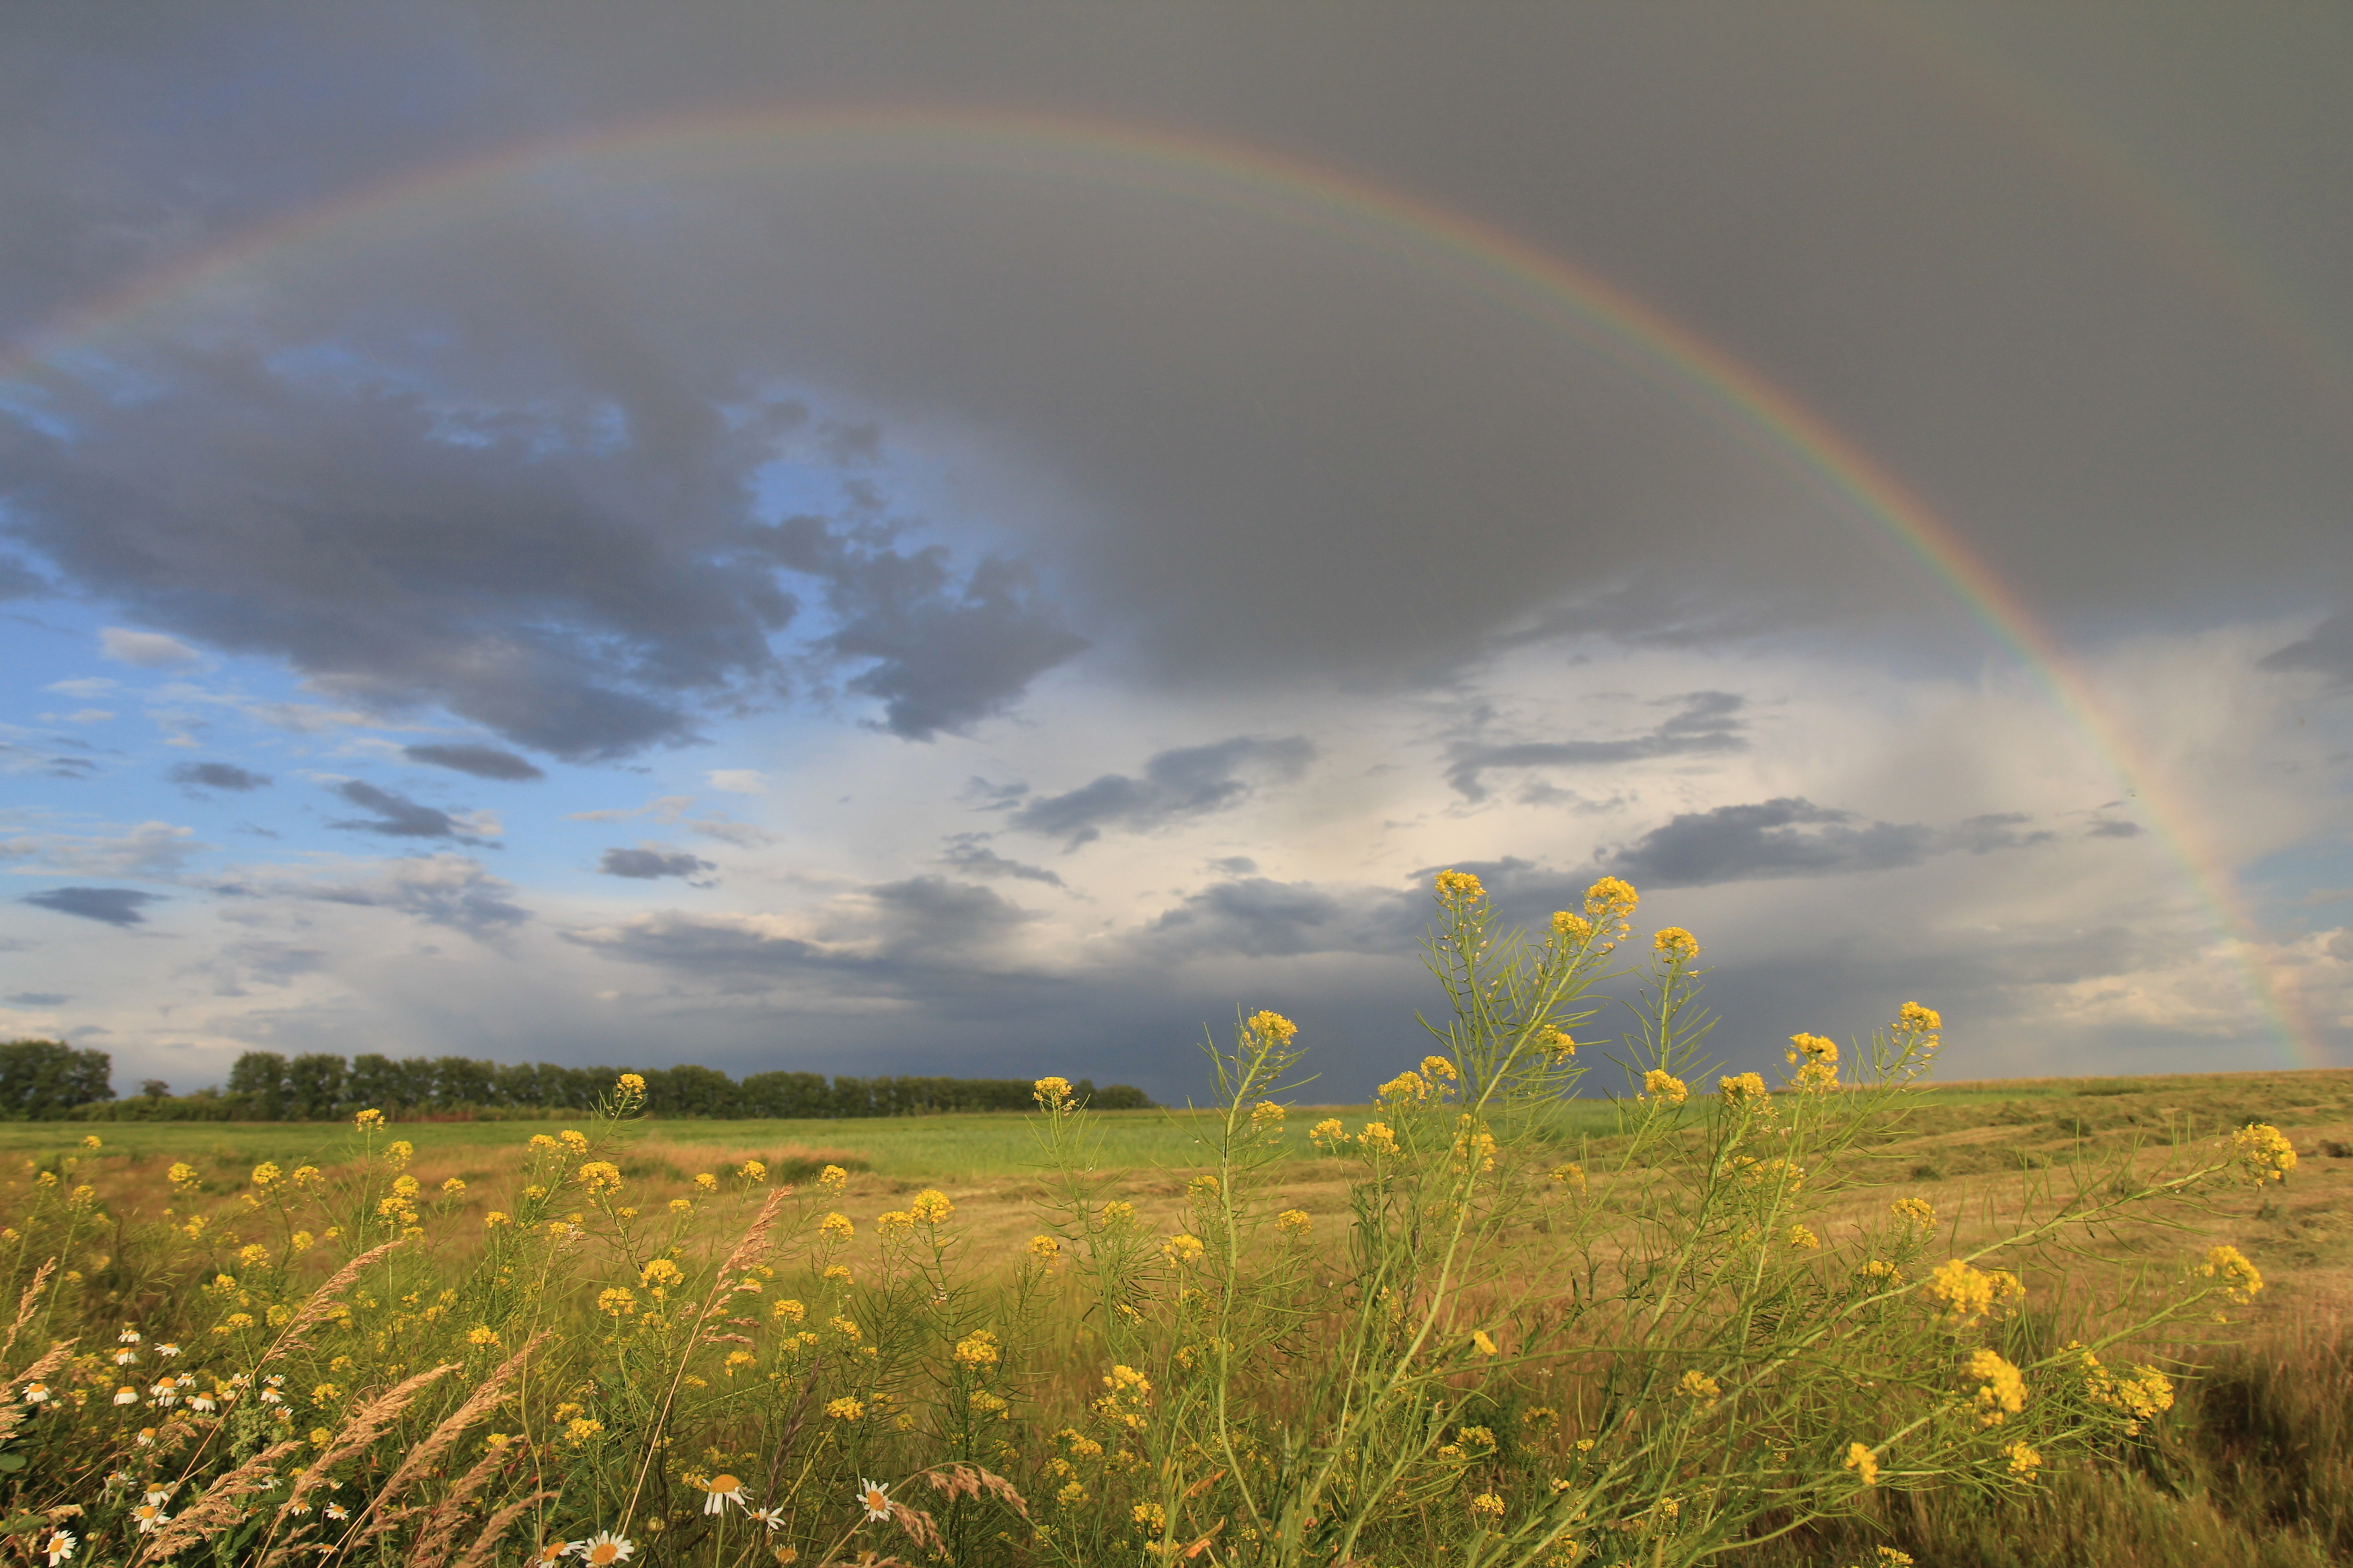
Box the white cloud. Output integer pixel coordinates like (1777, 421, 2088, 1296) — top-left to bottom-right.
(100, 627, 202, 668)
(707, 770, 771, 796)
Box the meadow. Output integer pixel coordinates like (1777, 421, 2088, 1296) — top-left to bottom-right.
(1, 876, 2346, 1567)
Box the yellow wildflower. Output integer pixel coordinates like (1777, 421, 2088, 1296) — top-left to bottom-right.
(1653, 926, 1699, 962)
(825, 1397, 864, 1421)
(1309, 1117, 1349, 1151)
(576, 1161, 623, 1195)
(466, 1327, 500, 1347)
(1551, 909, 1594, 943)
(2202, 1245, 2264, 1303)
(910, 1189, 954, 1225)
(1472, 1330, 1499, 1356)
(641, 1258, 686, 1292)
(616, 1071, 647, 1098)
(1788, 1224, 1820, 1250)
(1027, 1235, 1061, 1260)
(1537, 1026, 1576, 1059)
(1033, 1075, 1075, 1110)
(1677, 1369, 1720, 1407)
(820, 1165, 849, 1192)
(1843, 1442, 1878, 1486)
(1642, 1069, 1688, 1106)
(877, 1210, 914, 1238)
(1098, 1200, 1136, 1229)
(1162, 1233, 1205, 1266)
(1890, 1197, 1936, 1231)
(484, 1211, 510, 1228)
(771, 1297, 806, 1323)
(1717, 1071, 1767, 1109)
(1358, 1122, 1398, 1154)
(557, 1130, 590, 1155)
(1966, 1349, 2028, 1426)
(1244, 1010, 1298, 1045)
(819, 1212, 855, 1243)
(1378, 1070, 1430, 1104)
(953, 1331, 1000, 1367)
(737, 1159, 766, 1182)
(1470, 1491, 1505, 1521)
(440, 1177, 466, 1196)
(1249, 1100, 1285, 1136)
(598, 1288, 637, 1317)
(2228, 1123, 2298, 1185)
(1584, 875, 1638, 927)
(565, 1416, 603, 1445)
(2006, 1442, 2042, 1477)
(1276, 1208, 1311, 1237)
(1548, 1161, 1586, 1193)
(250, 1162, 282, 1189)
(354, 1108, 385, 1130)
(1897, 1001, 1942, 1034)
(1433, 868, 1485, 901)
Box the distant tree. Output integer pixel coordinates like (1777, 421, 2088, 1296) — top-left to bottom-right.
(138, 1079, 170, 1099)
(225, 1050, 288, 1120)
(0, 1040, 114, 1118)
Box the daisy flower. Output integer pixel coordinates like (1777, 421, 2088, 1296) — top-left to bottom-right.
(572, 1532, 633, 1565)
(41, 1528, 75, 1565)
(858, 1477, 892, 1521)
(702, 1473, 746, 1514)
(130, 1499, 170, 1533)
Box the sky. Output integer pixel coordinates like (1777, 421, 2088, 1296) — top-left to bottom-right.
(1, 3, 2349, 1104)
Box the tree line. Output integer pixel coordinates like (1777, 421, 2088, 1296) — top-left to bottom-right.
(0, 1040, 1152, 1121)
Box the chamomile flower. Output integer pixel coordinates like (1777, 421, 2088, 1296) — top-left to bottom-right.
(572, 1533, 634, 1565)
(859, 1477, 892, 1521)
(702, 1473, 745, 1514)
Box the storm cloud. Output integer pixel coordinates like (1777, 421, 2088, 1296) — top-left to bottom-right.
(404, 743, 546, 781)
(169, 761, 272, 792)
(598, 845, 717, 882)
(23, 886, 163, 926)
(325, 780, 495, 843)
(1010, 737, 1316, 850)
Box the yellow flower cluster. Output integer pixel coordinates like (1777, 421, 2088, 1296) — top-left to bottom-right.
(1244, 1010, 1299, 1046)
(1584, 875, 1639, 932)
(953, 1330, 1000, 1367)
(1676, 1369, 1721, 1408)
(2073, 1344, 2176, 1435)
(1786, 1032, 1840, 1092)
(1652, 926, 1699, 962)
(1842, 1442, 1879, 1486)
(1787, 1224, 1821, 1250)
(1537, 1026, 1576, 1060)
(910, 1190, 954, 1225)
(2005, 1442, 2042, 1477)
(1642, 1070, 1688, 1106)
(575, 1161, 623, 1196)
(1033, 1076, 1076, 1111)
(1965, 1349, 2028, 1426)
(1717, 1072, 1767, 1110)
(2201, 1244, 2264, 1304)
(2227, 1122, 2298, 1186)
(1310, 1117, 1348, 1151)
(1276, 1208, 1311, 1237)
(1920, 1258, 2024, 1326)
(1888, 1197, 1936, 1231)
(1027, 1235, 1060, 1260)
(1093, 1364, 1152, 1430)
(1433, 869, 1485, 901)
(1162, 1233, 1205, 1266)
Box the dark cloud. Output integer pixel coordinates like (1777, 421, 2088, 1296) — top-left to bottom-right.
(3, 743, 97, 782)
(5, 992, 67, 1006)
(403, 743, 545, 781)
(2087, 819, 2146, 840)
(325, 780, 493, 843)
(1208, 856, 1259, 875)
(2261, 612, 2353, 686)
(566, 875, 1039, 989)
(941, 837, 1066, 887)
(0, 555, 46, 600)
(0, 358, 1081, 758)
(303, 855, 530, 938)
(169, 761, 272, 792)
(1010, 737, 1316, 850)
(1447, 692, 1747, 801)
(23, 886, 163, 925)
(1601, 798, 2052, 889)
(598, 845, 716, 882)
(1140, 877, 1417, 960)
(762, 517, 1087, 739)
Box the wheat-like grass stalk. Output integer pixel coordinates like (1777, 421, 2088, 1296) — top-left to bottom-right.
(260, 1237, 405, 1365)
(405, 1433, 524, 1568)
(0, 1339, 75, 1445)
(1, 1259, 55, 1360)
(621, 1186, 789, 1532)
(447, 1490, 556, 1568)
(270, 1361, 458, 1530)
(136, 1437, 305, 1563)
(356, 1331, 548, 1553)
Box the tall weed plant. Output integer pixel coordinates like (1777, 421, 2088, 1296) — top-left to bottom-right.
(0, 874, 2297, 1566)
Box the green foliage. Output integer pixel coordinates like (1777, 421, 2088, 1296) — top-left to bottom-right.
(0, 1040, 114, 1120)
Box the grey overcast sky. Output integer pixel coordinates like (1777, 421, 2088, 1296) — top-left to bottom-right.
(1, 3, 2349, 1100)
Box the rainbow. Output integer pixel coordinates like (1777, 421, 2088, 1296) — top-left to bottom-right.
(0, 104, 2317, 1065)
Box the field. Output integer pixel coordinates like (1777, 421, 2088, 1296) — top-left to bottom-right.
(7, 1039, 2353, 1567)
